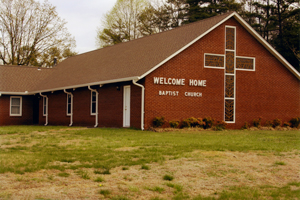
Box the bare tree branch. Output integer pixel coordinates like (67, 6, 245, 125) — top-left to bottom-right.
(0, 0, 76, 67)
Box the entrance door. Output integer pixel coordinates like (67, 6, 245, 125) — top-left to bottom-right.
(123, 85, 131, 127)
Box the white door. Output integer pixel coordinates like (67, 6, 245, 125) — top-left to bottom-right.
(123, 85, 131, 127)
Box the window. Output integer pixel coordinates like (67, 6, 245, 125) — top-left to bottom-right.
(10, 96, 22, 116)
(91, 91, 97, 115)
(43, 97, 47, 116)
(67, 94, 72, 115)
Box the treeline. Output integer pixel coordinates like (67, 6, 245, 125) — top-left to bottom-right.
(97, 0, 299, 71)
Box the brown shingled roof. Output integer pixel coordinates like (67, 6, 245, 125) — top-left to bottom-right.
(1, 11, 298, 94)
(0, 65, 54, 93)
(32, 11, 235, 92)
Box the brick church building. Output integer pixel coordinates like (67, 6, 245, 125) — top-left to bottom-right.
(0, 12, 299, 129)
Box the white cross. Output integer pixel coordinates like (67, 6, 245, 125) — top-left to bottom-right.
(204, 26, 255, 123)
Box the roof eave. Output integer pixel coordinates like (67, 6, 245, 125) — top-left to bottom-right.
(0, 91, 33, 96)
(33, 76, 140, 94)
(0, 76, 140, 95)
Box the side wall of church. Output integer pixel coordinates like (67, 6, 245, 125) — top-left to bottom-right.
(0, 95, 34, 125)
(144, 18, 300, 129)
(38, 82, 142, 129)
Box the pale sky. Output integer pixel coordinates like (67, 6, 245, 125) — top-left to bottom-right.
(38, 0, 117, 54)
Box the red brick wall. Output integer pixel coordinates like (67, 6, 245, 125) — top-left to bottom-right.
(98, 83, 123, 127)
(131, 80, 143, 129)
(0, 95, 34, 125)
(144, 18, 300, 129)
(39, 90, 71, 126)
(233, 18, 300, 128)
(97, 82, 142, 128)
(38, 82, 142, 128)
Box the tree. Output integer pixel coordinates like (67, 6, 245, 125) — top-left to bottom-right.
(271, 0, 300, 71)
(164, 0, 188, 28)
(240, 0, 300, 71)
(97, 0, 150, 47)
(138, 0, 188, 34)
(138, 5, 162, 35)
(185, 0, 242, 23)
(0, 0, 76, 67)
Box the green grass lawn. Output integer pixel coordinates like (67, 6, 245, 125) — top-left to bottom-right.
(0, 126, 299, 200)
(0, 126, 299, 174)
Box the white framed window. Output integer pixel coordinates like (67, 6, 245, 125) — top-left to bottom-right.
(67, 94, 72, 116)
(91, 91, 97, 115)
(43, 97, 47, 116)
(10, 96, 22, 116)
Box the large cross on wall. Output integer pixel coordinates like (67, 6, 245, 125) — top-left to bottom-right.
(204, 26, 255, 123)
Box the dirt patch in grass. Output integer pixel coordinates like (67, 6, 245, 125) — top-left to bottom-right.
(115, 146, 141, 151)
(0, 151, 299, 200)
(0, 137, 39, 149)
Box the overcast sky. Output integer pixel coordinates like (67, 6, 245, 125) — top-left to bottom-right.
(38, 0, 117, 54)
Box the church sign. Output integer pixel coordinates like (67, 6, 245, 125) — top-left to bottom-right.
(154, 77, 206, 98)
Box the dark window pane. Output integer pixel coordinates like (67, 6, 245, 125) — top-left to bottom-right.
(92, 103, 96, 114)
(68, 104, 71, 114)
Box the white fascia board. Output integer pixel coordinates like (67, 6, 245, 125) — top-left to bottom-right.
(138, 12, 236, 80)
(0, 92, 32, 95)
(32, 76, 140, 94)
(233, 14, 300, 80)
(0, 76, 140, 95)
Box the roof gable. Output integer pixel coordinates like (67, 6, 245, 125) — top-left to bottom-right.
(139, 12, 300, 81)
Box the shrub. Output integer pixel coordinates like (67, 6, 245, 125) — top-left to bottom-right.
(190, 117, 204, 128)
(241, 122, 249, 130)
(283, 122, 290, 127)
(272, 118, 282, 128)
(214, 120, 227, 130)
(289, 117, 300, 128)
(181, 119, 191, 128)
(264, 120, 272, 127)
(197, 118, 205, 128)
(188, 117, 199, 127)
(253, 117, 262, 128)
(153, 117, 165, 127)
(181, 117, 204, 128)
(169, 121, 180, 128)
(203, 117, 214, 129)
